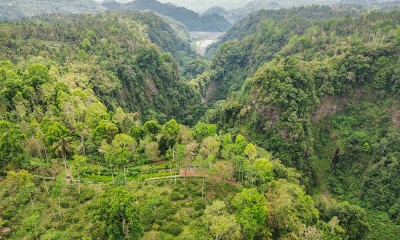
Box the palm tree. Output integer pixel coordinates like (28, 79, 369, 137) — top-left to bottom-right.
(53, 136, 73, 180)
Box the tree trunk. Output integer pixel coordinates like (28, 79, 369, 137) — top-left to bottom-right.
(110, 161, 114, 183)
(202, 176, 205, 199)
(36, 140, 43, 159)
(29, 192, 35, 208)
(175, 163, 177, 184)
(34, 224, 38, 240)
(124, 165, 127, 185)
(332, 148, 340, 172)
(122, 215, 127, 237)
(169, 161, 172, 181)
(80, 134, 86, 156)
(58, 197, 62, 219)
(62, 153, 70, 179)
(173, 146, 176, 183)
(78, 172, 81, 195)
(44, 147, 49, 163)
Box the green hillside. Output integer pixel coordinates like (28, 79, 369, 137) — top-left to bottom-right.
(194, 6, 400, 239)
(1, 5, 400, 240)
(0, 12, 204, 125)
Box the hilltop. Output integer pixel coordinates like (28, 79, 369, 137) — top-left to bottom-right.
(0, 0, 232, 32)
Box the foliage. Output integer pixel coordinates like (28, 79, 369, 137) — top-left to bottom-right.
(232, 188, 268, 239)
(192, 121, 217, 142)
(0, 121, 25, 168)
(143, 120, 162, 135)
(0, 5, 400, 240)
(107, 134, 136, 168)
(200, 9, 400, 237)
(266, 179, 320, 238)
(93, 187, 143, 239)
(203, 200, 241, 240)
(0, 13, 204, 125)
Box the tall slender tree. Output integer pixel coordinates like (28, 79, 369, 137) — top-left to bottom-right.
(53, 136, 73, 180)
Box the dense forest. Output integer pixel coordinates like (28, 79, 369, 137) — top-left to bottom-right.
(0, 12, 205, 124)
(0, 4, 400, 240)
(0, 0, 232, 32)
(195, 5, 400, 239)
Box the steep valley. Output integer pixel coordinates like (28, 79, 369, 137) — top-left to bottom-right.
(0, 4, 400, 240)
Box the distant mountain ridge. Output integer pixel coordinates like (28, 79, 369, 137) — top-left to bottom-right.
(113, 0, 231, 31)
(0, 0, 231, 32)
(0, 0, 106, 20)
(204, 0, 400, 23)
(203, 0, 340, 23)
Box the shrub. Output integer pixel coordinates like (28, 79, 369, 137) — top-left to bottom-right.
(160, 222, 183, 236)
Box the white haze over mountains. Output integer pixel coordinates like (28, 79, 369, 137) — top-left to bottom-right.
(89, 0, 400, 13)
(157, 0, 252, 12)
(93, 0, 254, 12)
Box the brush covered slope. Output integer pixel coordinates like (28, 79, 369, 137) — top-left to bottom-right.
(0, 12, 204, 125)
(1, 5, 400, 240)
(0, 15, 364, 238)
(194, 6, 400, 239)
(0, 68, 367, 239)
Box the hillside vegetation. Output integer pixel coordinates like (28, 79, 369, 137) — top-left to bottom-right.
(0, 12, 204, 125)
(1, 5, 400, 240)
(0, 13, 365, 238)
(191, 6, 400, 238)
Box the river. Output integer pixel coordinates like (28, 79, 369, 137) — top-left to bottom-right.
(189, 32, 226, 55)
